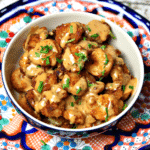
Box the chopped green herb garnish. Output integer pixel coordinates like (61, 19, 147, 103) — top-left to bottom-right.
(88, 44, 92, 48)
(35, 52, 40, 57)
(129, 2, 131, 6)
(122, 85, 125, 92)
(99, 77, 103, 81)
(72, 124, 78, 129)
(37, 81, 44, 93)
(77, 65, 83, 75)
(46, 34, 48, 38)
(109, 31, 116, 39)
(129, 85, 134, 89)
(37, 65, 41, 68)
(105, 107, 109, 122)
(66, 38, 75, 43)
(76, 87, 82, 94)
(102, 70, 105, 76)
(63, 78, 70, 89)
(86, 25, 91, 32)
(46, 56, 50, 65)
(122, 103, 127, 110)
(40, 45, 52, 54)
(75, 52, 88, 62)
(87, 80, 95, 87)
(73, 95, 78, 101)
(104, 54, 109, 65)
(41, 58, 46, 61)
(83, 37, 86, 40)
(71, 102, 74, 107)
(56, 57, 63, 63)
(70, 25, 73, 33)
(41, 140, 46, 145)
(101, 45, 106, 50)
(91, 33, 99, 38)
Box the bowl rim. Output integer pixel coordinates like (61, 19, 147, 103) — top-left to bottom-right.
(2, 11, 144, 132)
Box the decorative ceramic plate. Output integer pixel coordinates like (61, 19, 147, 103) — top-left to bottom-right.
(0, 0, 150, 150)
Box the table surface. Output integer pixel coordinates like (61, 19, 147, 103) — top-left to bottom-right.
(0, 0, 150, 20)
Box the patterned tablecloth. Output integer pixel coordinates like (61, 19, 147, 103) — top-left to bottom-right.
(0, 0, 150, 150)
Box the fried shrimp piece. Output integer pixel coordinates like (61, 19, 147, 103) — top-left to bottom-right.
(55, 22, 84, 48)
(86, 48, 113, 77)
(23, 26, 48, 51)
(62, 73, 88, 96)
(32, 72, 57, 93)
(19, 51, 44, 78)
(62, 44, 88, 72)
(122, 78, 137, 101)
(85, 20, 111, 44)
(11, 68, 32, 92)
(39, 83, 68, 118)
(78, 40, 98, 53)
(29, 39, 62, 66)
(18, 94, 41, 119)
(91, 94, 119, 121)
(104, 45, 124, 65)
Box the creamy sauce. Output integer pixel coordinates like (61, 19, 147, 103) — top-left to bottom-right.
(21, 76, 32, 91)
(60, 22, 78, 48)
(88, 20, 110, 42)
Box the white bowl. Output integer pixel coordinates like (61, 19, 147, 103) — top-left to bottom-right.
(2, 12, 144, 138)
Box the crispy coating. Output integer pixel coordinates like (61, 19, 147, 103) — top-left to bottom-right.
(29, 39, 62, 66)
(23, 27, 48, 51)
(32, 72, 57, 92)
(86, 48, 113, 77)
(11, 68, 32, 92)
(55, 22, 84, 48)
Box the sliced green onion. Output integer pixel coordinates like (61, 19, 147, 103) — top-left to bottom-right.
(66, 38, 75, 43)
(101, 45, 106, 50)
(83, 37, 86, 40)
(129, 85, 134, 89)
(46, 56, 50, 65)
(35, 52, 40, 57)
(109, 31, 116, 39)
(71, 102, 74, 107)
(73, 95, 78, 101)
(122, 103, 127, 110)
(37, 81, 44, 93)
(104, 54, 109, 65)
(102, 70, 105, 76)
(87, 80, 95, 87)
(122, 85, 125, 92)
(63, 78, 70, 89)
(76, 87, 82, 94)
(91, 33, 99, 38)
(105, 107, 109, 122)
(56, 57, 63, 63)
(86, 25, 91, 32)
(70, 25, 73, 33)
(37, 65, 41, 68)
(88, 44, 92, 48)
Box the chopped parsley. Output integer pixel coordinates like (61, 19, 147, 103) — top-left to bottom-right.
(109, 31, 116, 39)
(83, 37, 86, 41)
(70, 102, 74, 107)
(88, 43, 92, 48)
(56, 57, 63, 63)
(101, 45, 106, 50)
(122, 85, 125, 92)
(63, 78, 70, 89)
(35, 52, 40, 57)
(102, 70, 105, 76)
(66, 38, 75, 43)
(87, 80, 95, 87)
(91, 33, 99, 38)
(105, 107, 109, 122)
(104, 54, 109, 65)
(41, 58, 46, 61)
(76, 87, 82, 94)
(41, 140, 46, 145)
(77, 65, 83, 75)
(46, 56, 50, 65)
(40, 45, 52, 54)
(86, 25, 91, 32)
(37, 81, 44, 93)
(70, 25, 73, 33)
(73, 95, 78, 101)
(37, 65, 41, 68)
(75, 52, 88, 62)
(122, 103, 127, 110)
(129, 85, 134, 90)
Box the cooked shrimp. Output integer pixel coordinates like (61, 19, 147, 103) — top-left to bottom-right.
(86, 48, 113, 77)
(11, 68, 32, 92)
